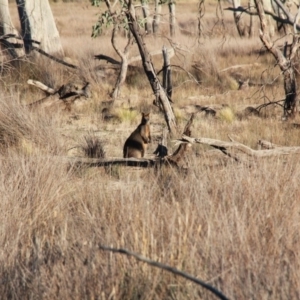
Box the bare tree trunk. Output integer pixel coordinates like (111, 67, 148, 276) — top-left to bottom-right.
(0, 0, 24, 57)
(168, 0, 176, 37)
(152, 0, 161, 35)
(141, 0, 152, 34)
(15, 0, 64, 55)
(162, 46, 172, 100)
(110, 26, 132, 99)
(0, 0, 16, 36)
(271, 0, 291, 34)
(232, 0, 248, 37)
(262, 0, 276, 37)
(248, 0, 254, 37)
(197, 0, 205, 38)
(254, 0, 300, 119)
(126, 2, 177, 133)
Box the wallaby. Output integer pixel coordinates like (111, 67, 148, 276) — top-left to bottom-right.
(123, 112, 151, 158)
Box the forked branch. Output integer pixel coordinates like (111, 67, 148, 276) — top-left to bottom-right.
(99, 245, 229, 300)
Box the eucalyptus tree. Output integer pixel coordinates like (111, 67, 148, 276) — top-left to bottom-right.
(0, 0, 64, 57)
(91, 0, 177, 132)
(16, 0, 64, 55)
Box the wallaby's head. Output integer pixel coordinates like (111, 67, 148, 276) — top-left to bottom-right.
(141, 112, 150, 124)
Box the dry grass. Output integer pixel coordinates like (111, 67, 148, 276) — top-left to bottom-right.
(1, 1, 300, 299)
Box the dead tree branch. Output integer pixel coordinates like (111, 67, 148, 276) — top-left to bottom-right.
(95, 48, 175, 67)
(27, 80, 90, 108)
(31, 46, 78, 69)
(219, 63, 262, 73)
(125, 0, 177, 133)
(255, 99, 284, 112)
(99, 245, 229, 300)
(254, 0, 300, 119)
(224, 6, 299, 30)
(94, 54, 121, 64)
(179, 135, 300, 159)
(27, 79, 56, 95)
(68, 156, 159, 168)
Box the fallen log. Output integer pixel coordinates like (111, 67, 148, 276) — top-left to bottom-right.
(179, 135, 300, 161)
(67, 114, 195, 169)
(27, 79, 90, 109)
(68, 156, 159, 168)
(27, 79, 56, 95)
(94, 48, 174, 66)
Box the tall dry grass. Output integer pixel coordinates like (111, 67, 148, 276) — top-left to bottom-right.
(1, 1, 300, 299)
(1, 139, 300, 299)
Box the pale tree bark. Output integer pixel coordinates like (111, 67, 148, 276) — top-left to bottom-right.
(271, 0, 291, 34)
(168, 0, 176, 37)
(152, 0, 161, 35)
(254, 0, 300, 119)
(248, 0, 254, 37)
(232, 0, 249, 37)
(141, 0, 152, 34)
(262, 0, 276, 37)
(98, 1, 133, 100)
(162, 46, 172, 99)
(0, 0, 16, 36)
(16, 0, 64, 55)
(0, 0, 24, 57)
(110, 25, 132, 99)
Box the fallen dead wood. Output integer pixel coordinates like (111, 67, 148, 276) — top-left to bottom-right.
(27, 79, 56, 95)
(31, 46, 77, 69)
(94, 48, 174, 66)
(69, 132, 300, 169)
(68, 156, 160, 168)
(219, 63, 262, 73)
(0, 33, 78, 69)
(179, 135, 300, 161)
(27, 80, 90, 109)
(257, 139, 281, 149)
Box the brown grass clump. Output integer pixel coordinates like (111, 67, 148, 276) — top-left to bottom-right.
(1, 154, 300, 299)
(80, 132, 106, 158)
(0, 93, 64, 154)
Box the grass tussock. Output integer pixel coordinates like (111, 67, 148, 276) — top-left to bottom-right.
(116, 108, 139, 123)
(0, 94, 64, 154)
(80, 132, 106, 158)
(218, 106, 235, 122)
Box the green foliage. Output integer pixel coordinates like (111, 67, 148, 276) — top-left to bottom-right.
(90, 0, 102, 6)
(90, 0, 130, 38)
(91, 10, 114, 37)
